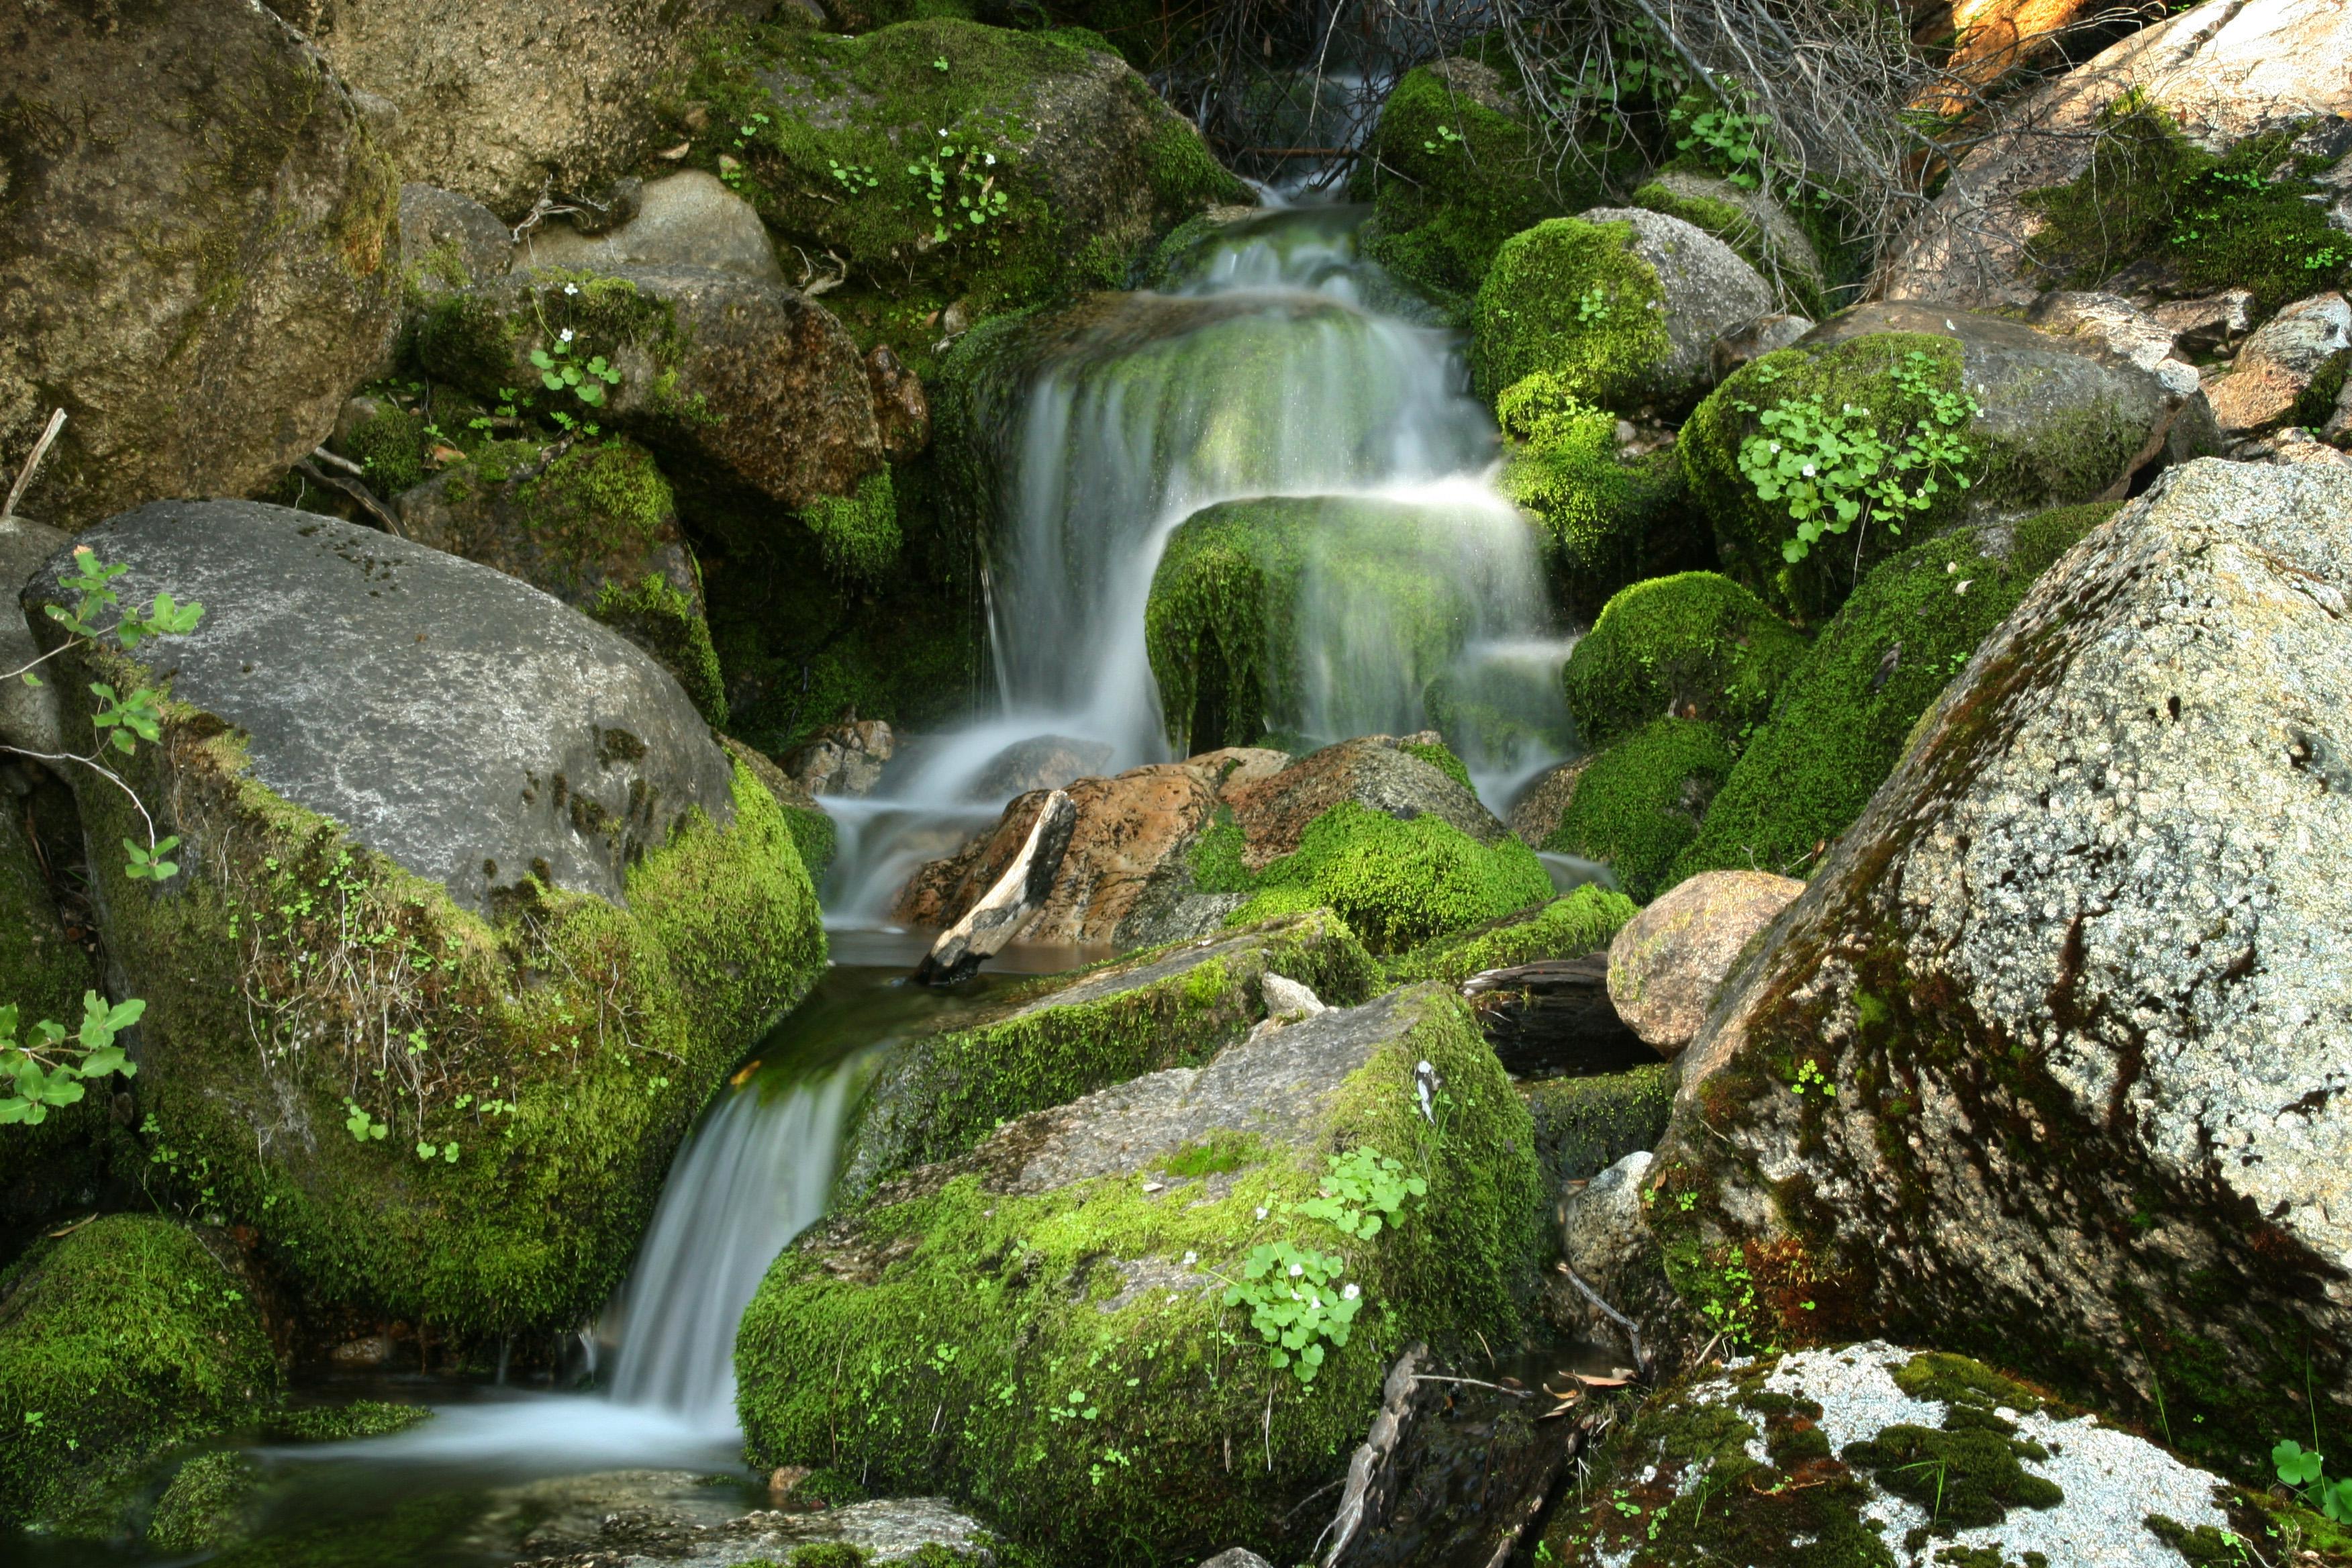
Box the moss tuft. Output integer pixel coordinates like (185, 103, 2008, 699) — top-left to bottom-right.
(264, 1401, 435, 1442)
(146, 1450, 261, 1554)
(590, 573, 728, 728)
(1563, 572, 1808, 752)
(1228, 801, 1555, 954)
(801, 469, 903, 583)
(1542, 718, 1734, 903)
(340, 403, 427, 497)
(1524, 1063, 1675, 1190)
(1471, 217, 1671, 411)
(1385, 883, 1638, 987)
(1400, 738, 1474, 791)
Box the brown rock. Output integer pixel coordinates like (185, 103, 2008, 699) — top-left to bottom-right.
(865, 346, 932, 459)
(2153, 289, 2255, 354)
(1222, 735, 1506, 870)
(2202, 293, 2351, 436)
(1604, 870, 1802, 1056)
(1506, 758, 1592, 849)
(784, 718, 895, 799)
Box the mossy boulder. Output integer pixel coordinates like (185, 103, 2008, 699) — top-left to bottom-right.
(1524, 1063, 1674, 1193)
(1541, 718, 1734, 903)
(1385, 883, 1638, 988)
(1471, 209, 1773, 415)
(1630, 168, 1826, 316)
(417, 264, 884, 509)
(1349, 58, 1592, 317)
(736, 983, 1545, 1563)
(840, 910, 1379, 1200)
(2, 0, 400, 528)
(1681, 303, 2193, 620)
(1660, 461, 2352, 1475)
(1494, 373, 1712, 623)
(1538, 1342, 2247, 1565)
(0, 765, 105, 1234)
(688, 17, 1247, 363)
(22, 503, 826, 1338)
(1671, 502, 2113, 883)
(394, 437, 727, 725)
(1562, 573, 1808, 753)
(0, 1214, 278, 1532)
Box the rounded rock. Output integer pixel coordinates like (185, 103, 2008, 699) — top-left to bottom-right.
(1605, 870, 1803, 1055)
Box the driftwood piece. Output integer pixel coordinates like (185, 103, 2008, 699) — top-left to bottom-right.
(1462, 954, 1651, 1078)
(912, 789, 1077, 985)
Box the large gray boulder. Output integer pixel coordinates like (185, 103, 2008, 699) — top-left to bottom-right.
(1, 1, 401, 528)
(1656, 459, 2352, 1475)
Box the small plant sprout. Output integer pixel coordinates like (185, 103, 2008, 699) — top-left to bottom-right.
(530, 333, 622, 408)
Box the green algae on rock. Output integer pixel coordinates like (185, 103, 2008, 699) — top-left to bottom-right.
(1223, 802, 1555, 955)
(22, 504, 826, 1339)
(1671, 502, 2114, 883)
(1562, 572, 1808, 753)
(0, 1215, 277, 1532)
(1385, 883, 1638, 988)
(737, 983, 1544, 1564)
(1541, 718, 1734, 903)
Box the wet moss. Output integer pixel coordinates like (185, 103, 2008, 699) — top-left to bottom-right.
(146, 1449, 261, 1554)
(1524, 1062, 1674, 1189)
(1385, 883, 1638, 987)
(737, 985, 1542, 1564)
(0, 1215, 277, 1532)
(1471, 217, 1673, 412)
(1563, 571, 1808, 752)
(801, 467, 903, 583)
(1542, 718, 1734, 903)
(1228, 801, 1555, 954)
(339, 402, 428, 496)
(263, 1402, 434, 1442)
(591, 572, 728, 729)
(1670, 502, 2112, 882)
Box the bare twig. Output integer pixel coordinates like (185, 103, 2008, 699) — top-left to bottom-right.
(1560, 1262, 1649, 1370)
(292, 456, 405, 537)
(4, 408, 68, 523)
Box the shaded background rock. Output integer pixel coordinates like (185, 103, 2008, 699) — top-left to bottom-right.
(516, 171, 783, 283)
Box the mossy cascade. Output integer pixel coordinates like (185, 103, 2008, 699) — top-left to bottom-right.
(1561, 571, 1808, 752)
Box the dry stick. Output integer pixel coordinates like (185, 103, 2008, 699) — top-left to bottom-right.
(1561, 1263, 1649, 1371)
(1414, 1373, 1534, 1398)
(3, 407, 68, 523)
(292, 455, 405, 537)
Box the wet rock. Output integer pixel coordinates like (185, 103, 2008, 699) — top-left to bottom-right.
(1473, 208, 1777, 415)
(1605, 871, 1802, 1057)
(1224, 735, 1510, 863)
(21, 501, 824, 1337)
(2, 0, 399, 528)
(1633, 170, 1825, 312)
(0, 518, 68, 758)
(1506, 758, 1590, 850)
(419, 266, 883, 509)
(866, 345, 932, 459)
(783, 716, 897, 799)
(393, 438, 725, 726)
(328, 1335, 395, 1369)
(516, 172, 782, 283)
(968, 734, 1114, 801)
(399, 184, 516, 290)
(1539, 1342, 2238, 1565)
(2028, 289, 2202, 398)
(1708, 311, 1814, 383)
(738, 984, 1543, 1563)
(1197, 1551, 1276, 1568)
(2202, 291, 2351, 435)
(477, 1469, 988, 1565)
(915, 789, 1079, 985)
(1555, 1150, 1653, 1333)
(1662, 458, 2352, 1467)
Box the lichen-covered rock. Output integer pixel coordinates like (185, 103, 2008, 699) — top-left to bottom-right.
(1506, 758, 1588, 850)
(0, 1215, 278, 1532)
(1631, 169, 1826, 315)
(1, 0, 399, 528)
(1471, 210, 1774, 415)
(1682, 303, 2201, 620)
(464, 1470, 989, 1564)
(419, 264, 883, 509)
(689, 17, 1246, 360)
(22, 502, 825, 1336)
(397, 184, 515, 293)
(1605, 871, 1802, 1056)
(784, 715, 898, 799)
(1224, 736, 1512, 862)
(1541, 719, 1734, 903)
(2027, 289, 2205, 400)
(516, 171, 783, 283)
(1655, 460, 2352, 1472)
(840, 910, 1379, 1201)
(2202, 291, 2351, 436)
(1673, 503, 2114, 883)
(394, 438, 725, 725)
(736, 983, 1545, 1564)
(1561, 573, 1808, 753)
(306, 0, 735, 215)
(1539, 1342, 2257, 1567)
(1879, 0, 2352, 309)
(1349, 58, 1591, 317)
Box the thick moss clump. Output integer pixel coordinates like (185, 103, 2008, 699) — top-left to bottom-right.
(1386, 884, 1638, 987)
(2018, 97, 2351, 311)
(1542, 718, 1734, 903)
(1496, 373, 1710, 622)
(1524, 1063, 1674, 1190)
(0, 1215, 277, 1532)
(1673, 503, 2112, 882)
(839, 911, 1380, 1199)
(1631, 171, 1827, 317)
(1349, 59, 1593, 316)
(1471, 217, 1671, 409)
(801, 468, 903, 584)
(1563, 573, 1807, 752)
(1225, 801, 1555, 954)
(146, 1451, 261, 1554)
(737, 985, 1543, 1563)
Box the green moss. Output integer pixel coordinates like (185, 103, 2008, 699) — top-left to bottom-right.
(0, 787, 106, 1226)
(1229, 802, 1555, 954)
(47, 616, 828, 1337)
(801, 468, 903, 583)
(340, 403, 427, 497)
(1542, 718, 1734, 903)
(1, 793, 95, 1065)
(1400, 738, 1474, 791)
(737, 985, 1542, 1563)
(0, 1215, 278, 1532)
(591, 573, 728, 729)
(1385, 884, 1638, 987)
(1524, 1063, 1675, 1190)
(841, 912, 1379, 1197)
(1563, 572, 1808, 752)
(264, 1401, 435, 1442)
(1631, 177, 1824, 317)
(1672, 503, 2112, 882)
(1471, 217, 1672, 412)
(781, 803, 838, 883)
(418, 269, 685, 410)
(1841, 1424, 2063, 1527)
(520, 438, 673, 560)
(1159, 1132, 1268, 1179)
(146, 1449, 261, 1553)
(2016, 95, 2351, 311)
(1496, 373, 1707, 621)
(1680, 333, 1972, 621)
(786, 1546, 868, 1568)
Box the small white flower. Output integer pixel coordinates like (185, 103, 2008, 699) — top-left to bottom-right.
(1342, 1282, 1361, 1301)
(1802, 464, 1817, 477)
(939, 128, 949, 137)
(559, 328, 575, 343)
(1308, 1294, 1322, 1310)
(984, 152, 996, 165)
(1769, 442, 1781, 454)
(1181, 1251, 1197, 1267)
(563, 282, 580, 296)
(1255, 1206, 1268, 1220)
(1288, 1262, 1304, 1278)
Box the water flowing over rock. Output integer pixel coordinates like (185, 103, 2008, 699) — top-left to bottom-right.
(1657, 459, 2352, 1469)
(1, 0, 400, 528)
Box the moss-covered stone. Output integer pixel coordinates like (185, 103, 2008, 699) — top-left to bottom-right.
(146, 1449, 262, 1553)
(838, 910, 1380, 1200)
(0, 1214, 278, 1532)
(1349, 58, 1596, 317)
(0, 777, 107, 1236)
(1542, 718, 1734, 903)
(1632, 168, 1826, 317)
(1562, 573, 1808, 752)
(801, 467, 903, 583)
(1385, 883, 1638, 987)
(1524, 1063, 1674, 1192)
(737, 983, 1543, 1563)
(1471, 216, 1672, 410)
(1671, 503, 2113, 882)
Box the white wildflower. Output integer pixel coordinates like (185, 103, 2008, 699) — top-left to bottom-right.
(559, 328, 575, 343)
(562, 282, 580, 296)
(1255, 1206, 1268, 1220)
(1181, 1251, 1197, 1267)
(1342, 1282, 1361, 1301)
(1288, 1262, 1304, 1278)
